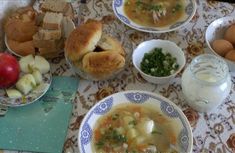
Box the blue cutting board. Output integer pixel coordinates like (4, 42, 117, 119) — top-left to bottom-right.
(0, 76, 79, 153)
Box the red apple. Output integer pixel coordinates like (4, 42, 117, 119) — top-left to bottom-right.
(0, 53, 20, 89)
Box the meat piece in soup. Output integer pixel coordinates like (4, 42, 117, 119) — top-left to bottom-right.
(124, 0, 185, 27)
(92, 103, 178, 153)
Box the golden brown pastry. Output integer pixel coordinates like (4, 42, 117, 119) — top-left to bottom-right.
(5, 19, 38, 42)
(97, 34, 125, 57)
(4, 6, 38, 42)
(7, 39, 35, 56)
(82, 51, 125, 79)
(65, 20, 102, 62)
(65, 19, 126, 80)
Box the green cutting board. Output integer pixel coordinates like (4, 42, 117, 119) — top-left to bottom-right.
(0, 76, 79, 153)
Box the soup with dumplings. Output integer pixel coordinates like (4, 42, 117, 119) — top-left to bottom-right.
(124, 0, 185, 27)
(92, 103, 178, 153)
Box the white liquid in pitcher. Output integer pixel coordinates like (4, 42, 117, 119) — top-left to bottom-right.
(182, 67, 231, 112)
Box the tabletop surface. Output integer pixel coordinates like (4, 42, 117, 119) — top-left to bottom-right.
(1, 0, 235, 153)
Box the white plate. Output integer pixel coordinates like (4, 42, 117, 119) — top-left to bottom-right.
(0, 71, 52, 107)
(112, 0, 197, 33)
(78, 90, 193, 153)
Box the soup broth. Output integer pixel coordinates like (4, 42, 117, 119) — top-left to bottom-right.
(92, 103, 178, 153)
(124, 0, 185, 27)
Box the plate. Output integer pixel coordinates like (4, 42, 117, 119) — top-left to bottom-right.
(0, 71, 52, 107)
(78, 90, 193, 153)
(112, 0, 197, 33)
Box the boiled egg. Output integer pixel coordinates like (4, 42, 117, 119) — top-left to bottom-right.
(225, 50, 235, 62)
(224, 24, 235, 44)
(212, 39, 233, 56)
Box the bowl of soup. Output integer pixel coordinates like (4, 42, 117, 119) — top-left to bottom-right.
(112, 0, 197, 33)
(78, 90, 193, 153)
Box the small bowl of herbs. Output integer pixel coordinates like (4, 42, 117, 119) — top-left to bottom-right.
(132, 39, 186, 84)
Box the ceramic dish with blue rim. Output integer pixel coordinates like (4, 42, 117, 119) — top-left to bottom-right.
(0, 72, 52, 107)
(112, 0, 197, 33)
(78, 90, 193, 153)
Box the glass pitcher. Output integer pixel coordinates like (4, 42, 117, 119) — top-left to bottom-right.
(181, 54, 232, 112)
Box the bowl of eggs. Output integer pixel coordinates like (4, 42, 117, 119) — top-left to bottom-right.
(206, 16, 235, 72)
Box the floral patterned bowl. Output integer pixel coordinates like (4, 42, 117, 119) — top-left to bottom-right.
(112, 0, 197, 33)
(205, 16, 235, 72)
(78, 90, 193, 153)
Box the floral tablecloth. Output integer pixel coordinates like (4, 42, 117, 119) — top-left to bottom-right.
(2, 0, 235, 153)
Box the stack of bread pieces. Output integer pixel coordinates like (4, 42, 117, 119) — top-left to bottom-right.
(4, 0, 74, 57)
(33, 12, 64, 57)
(40, 0, 74, 19)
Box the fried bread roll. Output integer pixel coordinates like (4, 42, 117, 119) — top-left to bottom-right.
(97, 34, 125, 57)
(65, 19, 126, 80)
(65, 20, 102, 62)
(82, 51, 125, 79)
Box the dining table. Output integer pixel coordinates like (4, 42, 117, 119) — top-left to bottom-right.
(1, 0, 235, 153)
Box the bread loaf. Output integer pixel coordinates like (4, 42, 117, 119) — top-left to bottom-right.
(5, 19, 38, 42)
(4, 6, 38, 42)
(7, 39, 35, 56)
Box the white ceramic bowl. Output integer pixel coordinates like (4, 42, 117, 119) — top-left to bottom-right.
(132, 39, 186, 84)
(112, 0, 197, 33)
(205, 16, 235, 72)
(78, 90, 193, 153)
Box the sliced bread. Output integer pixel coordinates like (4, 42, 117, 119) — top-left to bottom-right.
(41, 0, 69, 13)
(33, 33, 62, 48)
(42, 12, 63, 30)
(38, 28, 61, 40)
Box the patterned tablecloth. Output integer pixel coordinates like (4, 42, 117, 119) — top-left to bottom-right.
(2, 0, 235, 153)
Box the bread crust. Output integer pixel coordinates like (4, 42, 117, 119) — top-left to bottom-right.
(65, 19, 126, 80)
(5, 19, 38, 42)
(4, 6, 38, 42)
(82, 51, 125, 79)
(97, 34, 125, 57)
(7, 39, 35, 56)
(65, 20, 102, 62)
